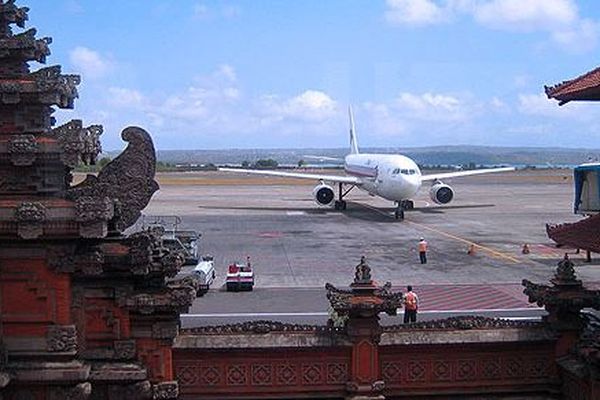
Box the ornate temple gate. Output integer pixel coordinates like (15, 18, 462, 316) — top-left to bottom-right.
(0, 2, 197, 399)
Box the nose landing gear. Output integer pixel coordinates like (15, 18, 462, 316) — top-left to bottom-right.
(394, 200, 414, 220)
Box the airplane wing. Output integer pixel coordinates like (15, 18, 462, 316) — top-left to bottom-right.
(420, 167, 515, 181)
(219, 167, 361, 184)
(302, 155, 344, 162)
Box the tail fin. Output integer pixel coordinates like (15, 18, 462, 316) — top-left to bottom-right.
(348, 105, 359, 154)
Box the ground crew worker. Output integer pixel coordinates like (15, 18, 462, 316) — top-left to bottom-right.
(418, 237, 428, 264)
(403, 285, 418, 323)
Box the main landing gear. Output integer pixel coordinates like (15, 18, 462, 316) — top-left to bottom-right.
(334, 182, 355, 211)
(394, 200, 414, 220)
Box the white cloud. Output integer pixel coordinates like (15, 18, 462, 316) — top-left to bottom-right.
(471, 0, 577, 31)
(552, 18, 600, 53)
(193, 3, 241, 20)
(389, 92, 465, 122)
(259, 90, 338, 122)
(107, 87, 146, 109)
(384, 0, 599, 53)
(385, 0, 445, 26)
(517, 92, 593, 118)
(69, 46, 113, 79)
(518, 93, 558, 116)
(490, 97, 509, 112)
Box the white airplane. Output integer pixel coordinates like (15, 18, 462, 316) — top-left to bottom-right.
(220, 107, 515, 220)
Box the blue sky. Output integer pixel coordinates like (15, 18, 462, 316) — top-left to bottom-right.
(22, 0, 600, 150)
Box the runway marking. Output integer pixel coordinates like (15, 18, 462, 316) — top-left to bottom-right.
(181, 307, 543, 318)
(286, 211, 306, 216)
(357, 203, 522, 264)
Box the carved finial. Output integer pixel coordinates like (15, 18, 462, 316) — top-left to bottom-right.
(0, 0, 28, 37)
(555, 252, 577, 283)
(354, 256, 371, 284)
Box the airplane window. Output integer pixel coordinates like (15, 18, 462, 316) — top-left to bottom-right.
(409, 169, 416, 175)
(401, 169, 408, 174)
(392, 168, 400, 174)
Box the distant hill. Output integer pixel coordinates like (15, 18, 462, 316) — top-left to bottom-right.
(104, 145, 600, 168)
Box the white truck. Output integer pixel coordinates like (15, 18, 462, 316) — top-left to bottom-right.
(226, 257, 254, 292)
(193, 256, 216, 295)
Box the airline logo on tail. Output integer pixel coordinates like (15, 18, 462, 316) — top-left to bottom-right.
(349, 106, 359, 155)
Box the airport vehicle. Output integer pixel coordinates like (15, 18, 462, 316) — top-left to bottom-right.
(220, 107, 515, 220)
(573, 162, 600, 215)
(226, 258, 254, 291)
(193, 255, 216, 295)
(141, 215, 200, 265)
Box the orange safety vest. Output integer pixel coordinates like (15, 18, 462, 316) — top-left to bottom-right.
(418, 241, 428, 252)
(405, 292, 418, 311)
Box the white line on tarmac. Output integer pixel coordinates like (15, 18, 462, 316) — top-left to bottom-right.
(181, 307, 543, 318)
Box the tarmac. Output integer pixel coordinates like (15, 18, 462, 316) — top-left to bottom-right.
(141, 169, 600, 326)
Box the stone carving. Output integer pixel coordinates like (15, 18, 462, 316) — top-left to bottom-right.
(46, 325, 77, 352)
(153, 381, 179, 400)
(15, 201, 45, 221)
(326, 282, 403, 317)
(152, 321, 179, 339)
(575, 314, 600, 368)
(181, 320, 336, 335)
(124, 285, 194, 314)
(31, 65, 80, 108)
(47, 382, 91, 400)
(15, 201, 46, 239)
(47, 245, 104, 275)
(555, 253, 578, 284)
(523, 255, 600, 331)
(0, 0, 28, 35)
(8, 134, 38, 166)
(167, 285, 197, 308)
(67, 126, 159, 232)
(114, 340, 136, 360)
(353, 256, 371, 284)
(51, 119, 103, 167)
(75, 196, 114, 238)
(383, 315, 540, 331)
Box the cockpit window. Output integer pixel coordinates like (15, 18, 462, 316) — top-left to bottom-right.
(409, 169, 416, 175)
(401, 169, 409, 175)
(392, 168, 400, 174)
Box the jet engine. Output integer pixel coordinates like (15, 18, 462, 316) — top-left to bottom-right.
(429, 182, 454, 204)
(312, 183, 335, 206)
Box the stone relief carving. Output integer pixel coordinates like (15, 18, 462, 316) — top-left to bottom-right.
(114, 340, 136, 360)
(152, 381, 179, 400)
(8, 134, 38, 166)
(67, 126, 159, 233)
(46, 325, 78, 352)
(51, 119, 103, 167)
(15, 201, 46, 239)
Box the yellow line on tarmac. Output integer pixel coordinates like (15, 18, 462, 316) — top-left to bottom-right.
(357, 203, 522, 264)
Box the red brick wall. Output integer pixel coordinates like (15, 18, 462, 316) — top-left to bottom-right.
(175, 347, 351, 399)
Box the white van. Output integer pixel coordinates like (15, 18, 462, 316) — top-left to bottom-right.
(193, 256, 215, 295)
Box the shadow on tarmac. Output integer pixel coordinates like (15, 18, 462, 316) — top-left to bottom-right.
(197, 202, 496, 222)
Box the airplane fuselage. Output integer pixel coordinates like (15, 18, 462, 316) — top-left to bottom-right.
(344, 153, 422, 202)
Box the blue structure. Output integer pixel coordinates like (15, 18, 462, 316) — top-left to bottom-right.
(574, 163, 600, 214)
